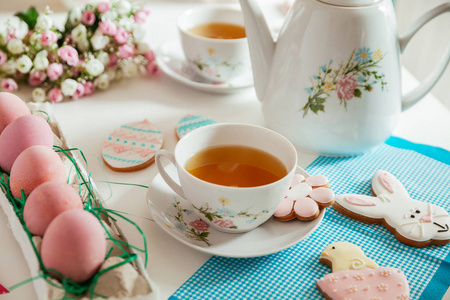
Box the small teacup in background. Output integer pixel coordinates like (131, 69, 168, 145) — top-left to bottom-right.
(155, 124, 298, 233)
(177, 6, 251, 82)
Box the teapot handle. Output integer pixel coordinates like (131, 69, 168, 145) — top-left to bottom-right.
(399, 3, 450, 110)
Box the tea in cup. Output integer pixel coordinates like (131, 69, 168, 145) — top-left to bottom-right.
(177, 6, 251, 82)
(155, 123, 298, 233)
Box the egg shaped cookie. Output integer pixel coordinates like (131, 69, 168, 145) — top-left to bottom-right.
(0, 92, 30, 134)
(41, 209, 106, 283)
(102, 120, 163, 172)
(175, 114, 216, 139)
(0, 115, 53, 172)
(10, 145, 66, 198)
(24, 181, 83, 236)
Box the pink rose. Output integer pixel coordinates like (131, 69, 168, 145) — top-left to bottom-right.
(48, 88, 63, 103)
(81, 10, 96, 26)
(108, 53, 119, 67)
(336, 75, 357, 101)
(28, 69, 47, 86)
(134, 7, 150, 24)
(0, 50, 7, 65)
(47, 63, 63, 81)
(1, 78, 18, 92)
(144, 50, 155, 62)
(83, 81, 94, 95)
(99, 20, 117, 36)
(146, 62, 160, 76)
(189, 220, 209, 232)
(72, 83, 85, 99)
(118, 44, 134, 59)
(214, 219, 235, 229)
(114, 28, 129, 44)
(57, 46, 79, 66)
(40, 30, 57, 46)
(97, 2, 111, 14)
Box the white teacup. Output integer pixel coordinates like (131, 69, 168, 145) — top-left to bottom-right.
(155, 124, 298, 233)
(177, 6, 251, 82)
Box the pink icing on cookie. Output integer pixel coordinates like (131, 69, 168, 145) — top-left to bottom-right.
(274, 197, 294, 218)
(344, 195, 377, 206)
(378, 172, 395, 193)
(294, 197, 319, 218)
(317, 267, 409, 300)
(290, 174, 305, 188)
(305, 175, 328, 187)
(309, 187, 335, 204)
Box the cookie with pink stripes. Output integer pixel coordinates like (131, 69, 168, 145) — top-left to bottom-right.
(102, 120, 163, 172)
(274, 174, 334, 221)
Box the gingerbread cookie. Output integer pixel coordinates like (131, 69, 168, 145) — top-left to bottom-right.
(333, 170, 450, 247)
(175, 114, 216, 139)
(317, 242, 410, 300)
(102, 120, 163, 172)
(274, 174, 335, 221)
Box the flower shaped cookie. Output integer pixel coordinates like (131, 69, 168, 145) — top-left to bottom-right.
(274, 174, 335, 221)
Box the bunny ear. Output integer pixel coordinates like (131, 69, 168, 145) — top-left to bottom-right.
(371, 170, 410, 199)
(335, 194, 388, 219)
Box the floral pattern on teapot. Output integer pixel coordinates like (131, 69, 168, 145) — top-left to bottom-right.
(301, 47, 387, 117)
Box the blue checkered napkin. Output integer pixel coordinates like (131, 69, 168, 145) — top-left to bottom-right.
(170, 137, 450, 300)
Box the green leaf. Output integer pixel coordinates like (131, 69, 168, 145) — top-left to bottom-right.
(364, 85, 372, 91)
(15, 7, 39, 30)
(316, 97, 326, 104)
(327, 69, 332, 74)
(354, 89, 362, 98)
(310, 104, 319, 114)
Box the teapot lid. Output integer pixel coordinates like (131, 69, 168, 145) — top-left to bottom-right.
(318, 0, 380, 6)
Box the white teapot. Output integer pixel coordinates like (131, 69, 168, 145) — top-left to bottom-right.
(240, 0, 450, 155)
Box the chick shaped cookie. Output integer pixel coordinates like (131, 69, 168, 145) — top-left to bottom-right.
(274, 174, 335, 221)
(316, 242, 410, 300)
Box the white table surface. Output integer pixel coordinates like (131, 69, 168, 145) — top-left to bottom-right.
(1, 1, 450, 299)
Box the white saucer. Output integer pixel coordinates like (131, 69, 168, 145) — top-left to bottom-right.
(146, 164, 325, 258)
(155, 40, 254, 94)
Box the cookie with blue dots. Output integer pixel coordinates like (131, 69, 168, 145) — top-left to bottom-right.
(102, 120, 163, 172)
(175, 114, 217, 139)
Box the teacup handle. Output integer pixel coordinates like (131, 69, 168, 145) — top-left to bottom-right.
(155, 150, 186, 198)
(399, 3, 450, 110)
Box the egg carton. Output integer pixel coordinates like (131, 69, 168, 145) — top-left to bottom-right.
(0, 102, 158, 300)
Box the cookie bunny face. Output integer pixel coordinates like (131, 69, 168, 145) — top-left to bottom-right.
(334, 170, 450, 246)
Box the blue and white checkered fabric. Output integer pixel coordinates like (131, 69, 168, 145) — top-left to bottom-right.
(170, 138, 450, 300)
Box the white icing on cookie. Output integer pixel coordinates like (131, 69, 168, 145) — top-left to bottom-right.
(335, 170, 450, 244)
(102, 120, 163, 170)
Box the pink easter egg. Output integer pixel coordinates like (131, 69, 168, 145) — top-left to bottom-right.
(24, 182, 83, 236)
(0, 115, 53, 172)
(41, 210, 107, 283)
(9, 145, 66, 198)
(0, 92, 30, 134)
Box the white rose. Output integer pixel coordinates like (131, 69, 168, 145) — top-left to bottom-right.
(71, 24, 87, 43)
(77, 38, 90, 52)
(85, 59, 105, 77)
(1, 60, 16, 74)
(61, 79, 78, 96)
(7, 39, 24, 55)
(132, 26, 145, 42)
(96, 51, 109, 66)
(90, 34, 109, 51)
(102, 10, 118, 21)
(117, 18, 132, 31)
(68, 7, 82, 26)
(16, 20, 29, 40)
(116, 0, 131, 15)
(32, 88, 46, 102)
(16, 55, 33, 73)
(36, 15, 53, 31)
(33, 50, 49, 70)
(120, 59, 138, 78)
(136, 42, 149, 54)
(29, 32, 40, 45)
(94, 73, 109, 89)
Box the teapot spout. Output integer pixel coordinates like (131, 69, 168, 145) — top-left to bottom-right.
(239, 0, 275, 101)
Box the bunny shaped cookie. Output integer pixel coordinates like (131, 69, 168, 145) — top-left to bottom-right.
(334, 170, 450, 247)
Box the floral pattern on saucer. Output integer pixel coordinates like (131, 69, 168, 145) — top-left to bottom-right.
(192, 48, 242, 80)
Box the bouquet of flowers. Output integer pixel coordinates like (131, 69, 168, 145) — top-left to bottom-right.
(0, 0, 158, 102)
